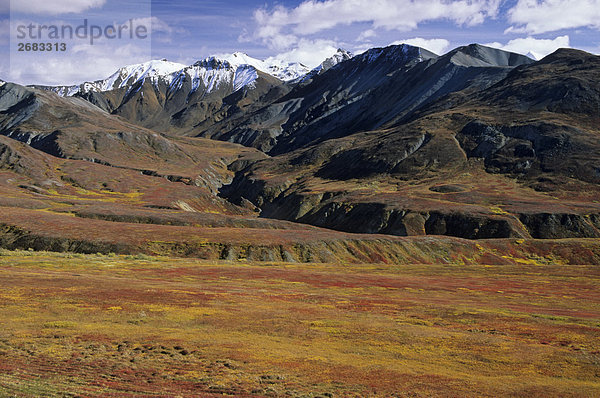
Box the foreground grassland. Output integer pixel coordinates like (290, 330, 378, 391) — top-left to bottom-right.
(0, 251, 599, 397)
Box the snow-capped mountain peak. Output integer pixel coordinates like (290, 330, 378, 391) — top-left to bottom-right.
(104, 59, 187, 89)
(358, 44, 425, 64)
(210, 52, 311, 81)
(47, 59, 187, 97)
(263, 59, 311, 81)
(323, 49, 353, 68)
(297, 48, 354, 83)
(168, 56, 259, 94)
(312, 48, 354, 74)
(37, 51, 346, 98)
(222, 52, 263, 68)
(193, 57, 237, 70)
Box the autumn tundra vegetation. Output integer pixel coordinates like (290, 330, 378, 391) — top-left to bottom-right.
(1, 250, 599, 396)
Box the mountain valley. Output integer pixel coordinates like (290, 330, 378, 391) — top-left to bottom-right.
(0, 44, 599, 262)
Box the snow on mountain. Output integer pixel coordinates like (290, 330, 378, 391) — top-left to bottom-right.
(215, 52, 311, 81)
(300, 49, 354, 81)
(48, 59, 187, 97)
(104, 59, 187, 90)
(357, 44, 432, 64)
(316, 49, 353, 72)
(262, 59, 312, 81)
(39, 51, 344, 98)
(232, 65, 260, 92)
(167, 57, 259, 94)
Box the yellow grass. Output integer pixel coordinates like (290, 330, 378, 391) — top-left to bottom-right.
(0, 250, 599, 397)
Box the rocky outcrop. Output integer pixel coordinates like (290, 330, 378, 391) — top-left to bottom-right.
(297, 203, 525, 239)
(519, 213, 600, 239)
(0, 224, 129, 254)
(456, 120, 600, 183)
(0, 83, 41, 131)
(221, 175, 529, 240)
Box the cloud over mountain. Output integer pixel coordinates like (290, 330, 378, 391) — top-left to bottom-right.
(507, 0, 600, 34)
(486, 35, 570, 60)
(390, 38, 451, 55)
(253, 0, 501, 51)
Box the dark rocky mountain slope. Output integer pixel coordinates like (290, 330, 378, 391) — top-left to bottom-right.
(200, 44, 534, 153)
(218, 47, 600, 239)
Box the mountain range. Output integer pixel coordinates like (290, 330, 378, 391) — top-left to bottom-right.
(1, 43, 600, 262)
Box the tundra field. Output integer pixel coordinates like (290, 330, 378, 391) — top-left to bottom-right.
(0, 250, 598, 397)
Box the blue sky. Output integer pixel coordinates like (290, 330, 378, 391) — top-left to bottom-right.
(1, 0, 600, 85)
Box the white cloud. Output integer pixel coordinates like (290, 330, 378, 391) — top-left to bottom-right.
(7, 34, 151, 85)
(350, 45, 375, 56)
(3, 12, 158, 86)
(390, 37, 451, 55)
(10, 0, 106, 15)
(507, 0, 600, 34)
(128, 17, 171, 34)
(254, 0, 500, 51)
(266, 39, 339, 68)
(485, 35, 570, 60)
(357, 29, 376, 42)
